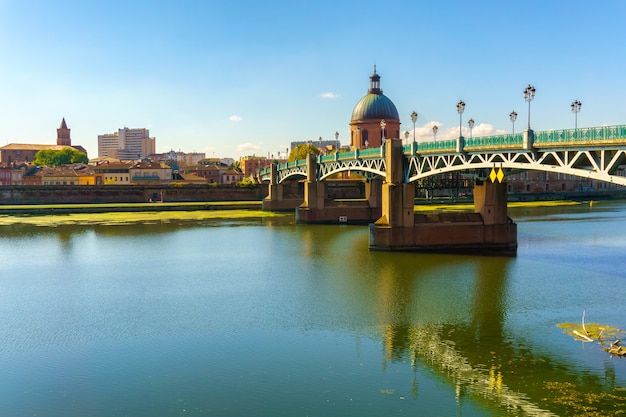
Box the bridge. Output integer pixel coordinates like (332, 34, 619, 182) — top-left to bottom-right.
(259, 125, 626, 253)
(260, 124, 626, 185)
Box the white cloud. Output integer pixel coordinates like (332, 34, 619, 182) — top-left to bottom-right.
(237, 142, 261, 154)
(229, 115, 243, 122)
(320, 92, 339, 99)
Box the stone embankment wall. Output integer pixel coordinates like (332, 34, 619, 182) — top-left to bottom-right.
(0, 181, 366, 205)
(0, 185, 267, 205)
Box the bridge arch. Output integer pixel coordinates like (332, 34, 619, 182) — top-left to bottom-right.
(405, 149, 626, 186)
(318, 159, 386, 181)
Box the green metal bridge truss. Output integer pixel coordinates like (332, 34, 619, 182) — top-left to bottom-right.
(259, 125, 626, 186)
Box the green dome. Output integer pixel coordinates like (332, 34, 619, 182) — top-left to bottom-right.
(351, 93, 399, 121)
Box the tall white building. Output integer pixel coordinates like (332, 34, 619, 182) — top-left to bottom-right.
(98, 127, 156, 160)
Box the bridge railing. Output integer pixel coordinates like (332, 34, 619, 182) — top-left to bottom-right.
(534, 124, 626, 145)
(465, 133, 523, 148)
(258, 158, 308, 178)
(261, 124, 626, 178)
(319, 147, 384, 163)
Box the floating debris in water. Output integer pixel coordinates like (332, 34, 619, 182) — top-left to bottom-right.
(558, 311, 624, 358)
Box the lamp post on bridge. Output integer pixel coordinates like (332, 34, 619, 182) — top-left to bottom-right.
(523, 84, 536, 130)
(456, 100, 465, 138)
(335, 131, 339, 151)
(509, 111, 518, 134)
(468, 118, 475, 139)
(380, 119, 386, 143)
(404, 131, 409, 146)
(571, 100, 582, 130)
(432, 125, 438, 143)
(411, 111, 418, 144)
(356, 127, 361, 149)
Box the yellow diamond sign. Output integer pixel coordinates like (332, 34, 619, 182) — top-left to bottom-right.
(489, 168, 497, 183)
(497, 167, 505, 183)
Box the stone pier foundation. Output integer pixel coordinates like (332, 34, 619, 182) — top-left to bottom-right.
(369, 139, 517, 254)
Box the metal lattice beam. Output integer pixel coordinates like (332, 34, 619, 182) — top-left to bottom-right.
(317, 158, 386, 181)
(267, 124, 626, 186)
(405, 149, 626, 186)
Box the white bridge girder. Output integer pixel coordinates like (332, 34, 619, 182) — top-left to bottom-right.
(317, 158, 386, 181)
(267, 147, 626, 186)
(275, 165, 307, 182)
(405, 148, 626, 186)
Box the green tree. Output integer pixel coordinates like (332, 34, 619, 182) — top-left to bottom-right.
(288, 143, 320, 162)
(229, 160, 242, 172)
(33, 148, 89, 166)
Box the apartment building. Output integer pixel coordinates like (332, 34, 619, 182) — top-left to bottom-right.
(98, 127, 156, 159)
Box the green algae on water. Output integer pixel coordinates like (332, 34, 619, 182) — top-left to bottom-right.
(0, 210, 289, 227)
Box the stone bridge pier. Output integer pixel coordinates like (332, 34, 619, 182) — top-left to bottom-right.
(261, 163, 304, 211)
(369, 138, 517, 254)
(296, 154, 382, 224)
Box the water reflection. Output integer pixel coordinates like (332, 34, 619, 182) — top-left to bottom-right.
(366, 246, 626, 415)
(292, 224, 624, 414)
(1, 205, 625, 416)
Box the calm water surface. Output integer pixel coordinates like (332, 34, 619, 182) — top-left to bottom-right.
(1, 201, 626, 416)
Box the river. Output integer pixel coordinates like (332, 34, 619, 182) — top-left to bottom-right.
(0, 201, 625, 416)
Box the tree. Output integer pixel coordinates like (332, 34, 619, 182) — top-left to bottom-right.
(33, 148, 89, 166)
(228, 160, 242, 173)
(288, 143, 320, 162)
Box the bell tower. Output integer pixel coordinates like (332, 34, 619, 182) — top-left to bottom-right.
(57, 118, 71, 146)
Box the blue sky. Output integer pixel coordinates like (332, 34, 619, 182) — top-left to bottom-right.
(1, 0, 625, 160)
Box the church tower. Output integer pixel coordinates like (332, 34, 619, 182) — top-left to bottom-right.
(57, 118, 71, 146)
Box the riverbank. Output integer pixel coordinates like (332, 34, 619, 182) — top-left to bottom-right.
(0, 199, 599, 228)
(0, 201, 262, 215)
(0, 198, 588, 216)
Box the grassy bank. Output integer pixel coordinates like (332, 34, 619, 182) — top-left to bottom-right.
(414, 200, 582, 213)
(0, 201, 262, 215)
(0, 208, 287, 227)
(0, 199, 591, 227)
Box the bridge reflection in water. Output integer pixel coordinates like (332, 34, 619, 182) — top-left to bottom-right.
(297, 227, 621, 417)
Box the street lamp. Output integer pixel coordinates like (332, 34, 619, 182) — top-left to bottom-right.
(356, 127, 360, 149)
(410, 111, 418, 144)
(432, 125, 438, 143)
(523, 84, 536, 129)
(365, 139, 369, 149)
(509, 111, 518, 134)
(380, 119, 386, 142)
(468, 118, 475, 139)
(335, 131, 339, 151)
(404, 131, 409, 145)
(571, 100, 582, 130)
(456, 100, 465, 138)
